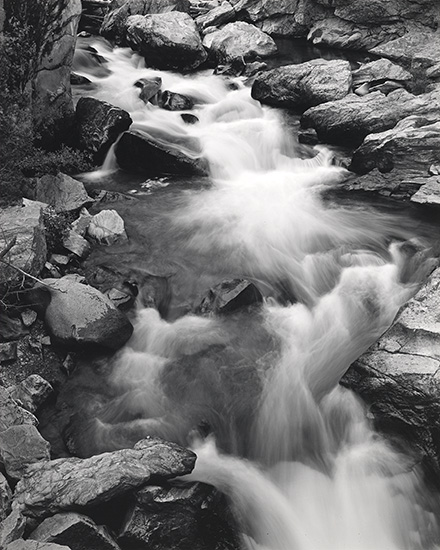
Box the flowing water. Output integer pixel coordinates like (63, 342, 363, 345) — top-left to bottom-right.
(70, 38, 440, 549)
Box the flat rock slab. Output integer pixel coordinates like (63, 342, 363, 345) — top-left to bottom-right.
(252, 59, 352, 111)
(370, 31, 440, 68)
(35, 173, 93, 213)
(410, 176, 440, 205)
(13, 438, 196, 519)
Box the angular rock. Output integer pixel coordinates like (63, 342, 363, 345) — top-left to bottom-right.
(71, 208, 92, 237)
(203, 21, 277, 62)
(410, 176, 440, 205)
(0, 342, 18, 364)
(0, 199, 47, 284)
(197, 279, 263, 314)
(8, 375, 53, 414)
(370, 31, 440, 69)
(21, 310, 38, 328)
(0, 510, 26, 549)
(301, 89, 440, 146)
(0, 424, 51, 480)
(87, 210, 127, 245)
(76, 97, 133, 163)
(134, 76, 162, 104)
(41, 276, 133, 351)
(350, 115, 440, 174)
(115, 129, 208, 176)
(118, 482, 240, 550)
(0, 387, 38, 434)
(100, 0, 190, 43)
(159, 90, 194, 111)
(6, 541, 70, 550)
(351, 58, 412, 88)
(62, 230, 91, 259)
(0, 472, 12, 522)
(29, 512, 121, 550)
(252, 59, 351, 111)
(13, 438, 196, 519)
(125, 12, 207, 71)
(195, 1, 235, 33)
(35, 173, 93, 214)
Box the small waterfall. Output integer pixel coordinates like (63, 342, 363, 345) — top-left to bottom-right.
(73, 38, 440, 550)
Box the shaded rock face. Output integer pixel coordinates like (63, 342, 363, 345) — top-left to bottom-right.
(125, 12, 207, 71)
(203, 21, 277, 62)
(115, 129, 208, 176)
(13, 438, 196, 519)
(195, 1, 236, 34)
(76, 97, 132, 163)
(301, 89, 440, 146)
(350, 115, 440, 174)
(42, 276, 133, 351)
(100, 0, 190, 43)
(119, 482, 240, 550)
(342, 266, 440, 480)
(35, 173, 93, 213)
(252, 59, 351, 111)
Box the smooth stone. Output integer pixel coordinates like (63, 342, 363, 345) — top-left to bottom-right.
(87, 210, 127, 245)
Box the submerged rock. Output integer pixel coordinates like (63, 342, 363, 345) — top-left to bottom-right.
(76, 97, 133, 163)
(203, 21, 277, 62)
(35, 173, 93, 214)
(41, 276, 133, 351)
(13, 438, 196, 519)
(196, 279, 263, 314)
(159, 90, 194, 111)
(125, 12, 207, 71)
(135, 76, 162, 104)
(115, 129, 208, 176)
(252, 59, 352, 111)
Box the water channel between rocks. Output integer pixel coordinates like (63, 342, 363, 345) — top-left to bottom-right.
(55, 37, 440, 549)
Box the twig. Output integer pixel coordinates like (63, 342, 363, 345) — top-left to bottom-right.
(0, 236, 17, 260)
(0, 257, 66, 292)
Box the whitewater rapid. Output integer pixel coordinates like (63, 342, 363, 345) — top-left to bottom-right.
(73, 38, 440, 550)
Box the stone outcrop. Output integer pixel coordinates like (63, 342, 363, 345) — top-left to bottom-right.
(350, 115, 440, 174)
(203, 21, 277, 62)
(13, 438, 196, 519)
(252, 59, 351, 111)
(100, 0, 191, 43)
(115, 129, 208, 176)
(125, 12, 207, 71)
(35, 173, 93, 213)
(76, 97, 133, 163)
(301, 89, 440, 146)
(41, 276, 133, 351)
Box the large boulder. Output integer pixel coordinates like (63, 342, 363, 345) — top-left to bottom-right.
(76, 97, 132, 163)
(41, 276, 133, 351)
(35, 173, 93, 213)
(115, 129, 208, 176)
(301, 88, 440, 146)
(350, 115, 440, 174)
(342, 266, 440, 478)
(13, 438, 196, 519)
(203, 21, 277, 62)
(252, 59, 351, 111)
(100, 0, 190, 43)
(125, 12, 207, 71)
(0, 199, 47, 286)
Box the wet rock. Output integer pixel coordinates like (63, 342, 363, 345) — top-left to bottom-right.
(35, 173, 93, 214)
(181, 113, 199, 124)
(0, 199, 47, 285)
(203, 21, 277, 62)
(6, 541, 70, 550)
(252, 59, 351, 111)
(298, 127, 319, 145)
(0, 510, 26, 549)
(13, 438, 196, 519)
(370, 31, 440, 69)
(87, 210, 127, 246)
(101, 0, 190, 43)
(118, 482, 240, 550)
(159, 90, 194, 111)
(197, 279, 263, 314)
(62, 230, 91, 259)
(125, 12, 207, 71)
(301, 89, 440, 146)
(0, 386, 38, 433)
(0, 343, 18, 364)
(21, 311, 38, 329)
(70, 72, 92, 85)
(134, 76, 162, 104)
(350, 115, 440, 174)
(195, 1, 235, 34)
(342, 266, 440, 478)
(410, 176, 440, 206)
(76, 97, 133, 163)
(0, 472, 12, 522)
(351, 58, 412, 89)
(29, 512, 121, 550)
(8, 375, 53, 414)
(0, 424, 51, 480)
(41, 277, 133, 351)
(115, 129, 208, 176)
